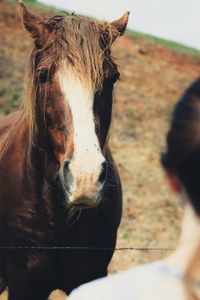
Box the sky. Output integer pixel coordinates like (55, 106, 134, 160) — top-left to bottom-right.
(40, 0, 200, 50)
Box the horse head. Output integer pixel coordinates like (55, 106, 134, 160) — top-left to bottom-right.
(19, 1, 129, 208)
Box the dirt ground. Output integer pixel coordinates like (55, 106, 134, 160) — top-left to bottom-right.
(1, 1, 200, 299)
(109, 36, 200, 272)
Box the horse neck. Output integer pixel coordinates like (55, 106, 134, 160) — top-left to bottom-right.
(166, 202, 200, 281)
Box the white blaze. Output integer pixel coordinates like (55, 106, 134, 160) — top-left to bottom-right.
(59, 68, 104, 173)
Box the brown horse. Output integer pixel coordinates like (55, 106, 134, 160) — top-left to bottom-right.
(0, 2, 129, 299)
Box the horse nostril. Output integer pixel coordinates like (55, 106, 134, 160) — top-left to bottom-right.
(63, 160, 74, 188)
(99, 161, 108, 184)
(63, 160, 70, 176)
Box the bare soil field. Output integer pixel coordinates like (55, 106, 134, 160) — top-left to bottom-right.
(1, 1, 200, 298)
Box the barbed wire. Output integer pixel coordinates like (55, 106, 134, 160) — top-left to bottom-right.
(0, 246, 174, 251)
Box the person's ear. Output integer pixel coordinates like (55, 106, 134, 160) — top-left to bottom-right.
(165, 172, 182, 194)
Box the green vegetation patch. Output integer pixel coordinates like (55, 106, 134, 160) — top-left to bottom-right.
(126, 29, 200, 57)
(7, 0, 58, 14)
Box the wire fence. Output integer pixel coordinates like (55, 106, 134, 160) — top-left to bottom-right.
(0, 246, 174, 251)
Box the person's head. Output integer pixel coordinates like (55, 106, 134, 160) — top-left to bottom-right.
(161, 77, 200, 215)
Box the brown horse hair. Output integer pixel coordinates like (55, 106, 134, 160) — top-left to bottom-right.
(22, 13, 120, 142)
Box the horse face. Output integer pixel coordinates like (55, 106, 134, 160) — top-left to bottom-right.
(58, 67, 107, 208)
(20, 2, 129, 208)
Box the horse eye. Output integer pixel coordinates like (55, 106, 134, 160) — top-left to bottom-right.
(37, 68, 49, 83)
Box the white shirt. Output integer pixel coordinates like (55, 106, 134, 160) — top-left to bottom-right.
(69, 261, 190, 300)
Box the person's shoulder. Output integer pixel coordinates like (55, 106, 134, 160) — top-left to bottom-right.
(69, 262, 162, 300)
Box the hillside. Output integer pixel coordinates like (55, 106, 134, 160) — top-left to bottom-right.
(1, 0, 200, 298)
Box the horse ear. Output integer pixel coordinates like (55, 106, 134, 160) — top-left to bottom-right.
(111, 11, 130, 41)
(19, 0, 49, 40)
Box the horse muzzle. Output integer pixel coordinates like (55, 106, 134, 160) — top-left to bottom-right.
(60, 159, 108, 208)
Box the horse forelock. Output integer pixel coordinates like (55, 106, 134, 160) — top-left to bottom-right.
(22, 13, 116, 142)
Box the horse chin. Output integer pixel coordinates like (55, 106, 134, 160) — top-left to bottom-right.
(68, 196, 101, 209)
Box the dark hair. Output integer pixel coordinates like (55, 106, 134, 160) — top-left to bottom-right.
(161, 77, 200, 215)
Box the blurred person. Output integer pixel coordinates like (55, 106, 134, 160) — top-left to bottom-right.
(66, 77, 200, 300)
